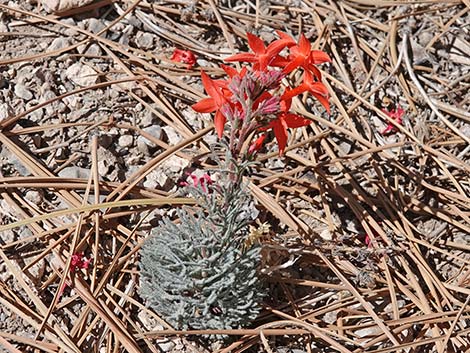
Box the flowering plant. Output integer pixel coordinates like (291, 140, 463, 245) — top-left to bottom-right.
(192, 31, 331, 156)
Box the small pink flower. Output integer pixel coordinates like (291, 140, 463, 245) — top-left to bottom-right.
(171, 49, 197, 69)
(58, 253, 92, 298)
(381, 106, 404, 135)
(181, 173, 213, 193)
(70, 252, 92, 272)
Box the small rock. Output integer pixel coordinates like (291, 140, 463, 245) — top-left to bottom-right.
(85, 43, 102, 56)
(14, 83, 33, 100)
(85, 18, 105, 34)
(141, 112, 155, 127)
(354, 326, 381, 338)
(160, 155, 189, 173)
(41, 0, 94, 13)
(157, 341, 175, 352)
(0, 22, 8, 35)
(0, 148, 30, 176)
(58, 166, 91, 179)
(137, 125, 162, 152)
(65, 62, 98, 87)
(135, 31, 155, 50)
(143, 169, 169, 189)
(0, 229, 15, 243)
(162, 126, 181, 145)
(323, 310, 338, 324)
(118, 134, 134, 148)
(137, 310, 159, 330)
(48, 37, 71, 51)
(25, 190, 43, 205)
(0, 103, 13, 121)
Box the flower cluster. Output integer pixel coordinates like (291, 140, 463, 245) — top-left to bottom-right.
(192, 31, 331, 156)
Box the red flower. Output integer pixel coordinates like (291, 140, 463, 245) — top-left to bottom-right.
(70, 252, 92, 272)
(249, 133, 267, 154)
(192, 70, 230, 138)
(224, 33, 291, 71)
(381, 106, 404, 135)
(283, 71, 330, 113)
(268, 95, 311, 155)
(171, 49, 197, 69)
(275, 31, 331, 78)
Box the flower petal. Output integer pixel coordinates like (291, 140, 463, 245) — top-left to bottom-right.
(246, 32, 266, 54)
(298, 34, 311, 55)
(192, 98, 217, 113)
(282, 55, 304, 74)
(271, 118, 288, 155)
(310, 50, 331, 64)
(214, 111, 226, 138)
(200, 70, 222, 105)
(275, 31, 296, 47)
(224, 53, 257, 63)
(283, 113, 311, 128)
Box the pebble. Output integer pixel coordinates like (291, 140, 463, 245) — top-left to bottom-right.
(86, 18, 106, 34)
(143, 169, 169, 189)
(25, 190, 43, 205)
(162, 126, 182, 145)
(135, 31, 155, 50)
(48, 37, 71, 51)
(0, 103, 13, 121)
(354, 326, 381, 338)
(0, 147, 30, 176)
(14, 83, 33, 100)
(65, 62, 98, 87)
(137, 125, 162, 152)
(0, 22, 8, 34)
(58, 166, 91, 179)
(141, 112, 155, 127)
(42, 0, 94, 13)
(118, 134, 134, 148)
(157, 341, 175, 352)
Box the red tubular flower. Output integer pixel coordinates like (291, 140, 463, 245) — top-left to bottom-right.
(171, 49, 197, 69)
(249, 133, 267, 154)
(275, 31, 331, 79)
(283, 71, 330, 113)
(267, 95, 311, 155)
(192, 70, 230, 138)
(224, 32, 291, 71)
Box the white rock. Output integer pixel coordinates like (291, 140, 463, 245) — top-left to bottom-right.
(135, 32, 155, 50)
(65, 62, 98, 87)
(160, 155, 189, 173)
(118, 134, 134, 148)
(0, 103, 13, 121)
(143, 169, 168, 189)
(137, 126, 162, 154)
(58, 166, 91, 179)
(14, 83, 33, 100)
(157, 341, 175, 352)
(354, 326, 381, 338)
(41, 0, 94, 13)
(162, 126, 182, 145)
(48, 37, 71, 51)
(25, 190, 43, 205)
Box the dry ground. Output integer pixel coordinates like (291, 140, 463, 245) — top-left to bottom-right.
(0, 0, 470, 352)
